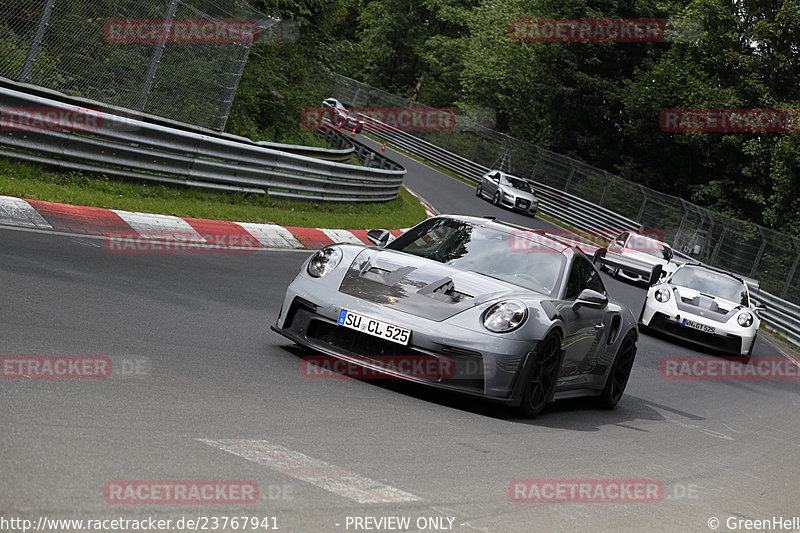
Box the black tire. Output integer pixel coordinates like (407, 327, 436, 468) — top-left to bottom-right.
(597, 330, 637, 410)
(476, 183, 482, 197)
(493, 192, 501, 206)
(518, 333, 562, 418)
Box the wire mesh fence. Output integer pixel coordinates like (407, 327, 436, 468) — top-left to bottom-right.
(331, 73, 800, 303)
(1, 0, 276, 130)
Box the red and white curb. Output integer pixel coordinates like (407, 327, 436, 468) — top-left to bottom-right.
(0, 190, 436, 250)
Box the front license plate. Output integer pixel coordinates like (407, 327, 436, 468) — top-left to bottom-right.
(337, 309, 411, 346)
(682, 318, 715, 334)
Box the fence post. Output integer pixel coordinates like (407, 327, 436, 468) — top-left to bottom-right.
(564, 161, 575, 192)
(470, 130, 484, 161)
(598, 171, 610, 207)
(673, 200, 690, 248)
(214, 34, 259, 131)
(136, 0, 180, 111)
(636, 186, 648, 223)
(781, 238, 800, 299)
(709, 222, 728, 265)
(748, 226, 768, 278)
(19, 0, 57, 82)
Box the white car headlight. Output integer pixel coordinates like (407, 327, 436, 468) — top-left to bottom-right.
(483, 301, 527, 333)
(307, 247, 343, 278)
(737, 311, 754, 327)
(654, 287, 671, 302)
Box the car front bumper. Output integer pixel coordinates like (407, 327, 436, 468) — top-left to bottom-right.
(272, 279, 540, 404)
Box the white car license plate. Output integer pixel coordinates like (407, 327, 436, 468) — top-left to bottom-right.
(337, 309, 411, 346)
(682, 318, 715, 334)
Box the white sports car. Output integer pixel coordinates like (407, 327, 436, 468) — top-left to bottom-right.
(638, 263, 764, 359)
(596, 231, 678, 284)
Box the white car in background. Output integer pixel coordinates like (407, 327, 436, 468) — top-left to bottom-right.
(639, 263, 764, 359)
(596, 230, 677, 284)
(475, 170, 539, 216)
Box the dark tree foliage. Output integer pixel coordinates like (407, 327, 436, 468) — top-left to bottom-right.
(231, 0, 800, 235)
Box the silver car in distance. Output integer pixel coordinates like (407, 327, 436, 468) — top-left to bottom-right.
(272, 215, 639, 417)
(639, 263, 764, 359)
(476, 170, 539, 216)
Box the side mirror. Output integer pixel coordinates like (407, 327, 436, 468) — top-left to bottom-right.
(367, 229, 390, 247)
(648, 264, 664, 285)
(592, 247, 607, 265)
(572, 289, 608, 310)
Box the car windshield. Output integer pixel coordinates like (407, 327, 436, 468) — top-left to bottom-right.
(503, 177, 532, 192)
(670, 266, 748, 305)
(627, 234, 672, 259)
(387, 218, 564, 295)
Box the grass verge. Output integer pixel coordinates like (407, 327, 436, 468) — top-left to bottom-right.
(0, 157, 425, 229)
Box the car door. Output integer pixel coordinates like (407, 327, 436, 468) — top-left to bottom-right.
(485, 172, 500, 196)
(556, 256, 610, 379)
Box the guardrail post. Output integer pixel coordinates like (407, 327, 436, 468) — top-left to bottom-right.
(137, 0, 180, 111)
(781, 238, 800, 299)
(19, 0, 57, 82)
(748, 226, 768, 278)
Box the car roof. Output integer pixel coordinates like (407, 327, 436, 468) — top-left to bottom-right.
(438, 214, 575, 254)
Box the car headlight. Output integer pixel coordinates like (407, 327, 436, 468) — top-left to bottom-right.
(306, 247, 343, 278)
(737, 311, 754, 327)
(654, 287, 671, 302)
(483, 301, 527, 333)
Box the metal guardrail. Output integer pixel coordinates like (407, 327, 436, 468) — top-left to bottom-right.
(359, 110, 800, 348)
(0, 87, 405, 202)
(361, 118, 640, 242)
(749, 289, 800, 348)
(0, 77, 357, 163)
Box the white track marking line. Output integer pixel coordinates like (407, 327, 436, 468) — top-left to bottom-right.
(0, 196, 52, 229)
(319, 228, 364, 244)
(236, 222, 304, 248)
(198, 438, 421, 504)
(112, 210, 204, 241)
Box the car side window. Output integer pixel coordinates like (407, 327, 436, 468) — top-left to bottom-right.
(564, 256, 607, 300)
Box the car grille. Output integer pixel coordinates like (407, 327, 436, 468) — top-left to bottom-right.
(303, 317, 485, 392)
(650, 312, 742, 353)
(515, 198, 530, 209)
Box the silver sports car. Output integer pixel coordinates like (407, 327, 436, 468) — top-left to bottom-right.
(272, 215, 638, 417)
(476, 171, 539, 216)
